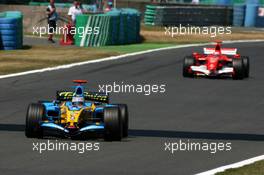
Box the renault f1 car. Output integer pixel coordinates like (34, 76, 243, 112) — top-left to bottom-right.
(183, 41, 249, 79)
(25, 80, 128, 141)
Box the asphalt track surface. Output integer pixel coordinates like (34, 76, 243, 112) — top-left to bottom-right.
(0, 42, 264, 175)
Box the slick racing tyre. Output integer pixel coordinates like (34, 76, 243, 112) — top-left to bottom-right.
(232, 59, 244, 80)
(183, 56, 195, 77)
(115, 104, 129, 137)
(104, 107, 122, 141)
(25, 103, 45, 138)
(241, 56, 250, 78)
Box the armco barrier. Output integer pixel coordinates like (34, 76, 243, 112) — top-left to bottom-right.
(75, 9, 140, 47)
(0, 11, 23, 50)
(144, 5, 233, 26)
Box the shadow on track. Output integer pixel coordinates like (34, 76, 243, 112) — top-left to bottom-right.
(1, 124, 264, 141)
(129, 129, 264, 141)
(0, 124, 24, 132)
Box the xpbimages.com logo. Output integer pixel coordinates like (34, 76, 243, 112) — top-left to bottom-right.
(98, 82, 166, 96)
(164, 24, 232, 38)
(164, 140, 232, 154)
(32, 140, 100, 154)
(32, 25, 100, 37)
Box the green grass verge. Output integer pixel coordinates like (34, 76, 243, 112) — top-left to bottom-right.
(216, 160, 264, 175)
(0, 43, 176, 75)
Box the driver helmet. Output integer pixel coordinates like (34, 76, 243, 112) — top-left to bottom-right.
(72, 96, 84, 107)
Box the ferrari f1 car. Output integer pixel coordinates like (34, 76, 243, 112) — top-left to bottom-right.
(25, 80, 128, 141)
(183, 41, 249, 79)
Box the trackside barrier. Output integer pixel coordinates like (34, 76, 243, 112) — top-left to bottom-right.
(244, 4, 258, 27)
(216, 0, 232, 5)
(233, 4, 246, 26)
(75, 9, 141, 47)
(200, 0, 217, 4)
(144, 5, 233, 26)
(256, 6, 264, 27)
(144, 5, 158, 25)
(0, 11, 23, 50)
(144, 3, 264, 27)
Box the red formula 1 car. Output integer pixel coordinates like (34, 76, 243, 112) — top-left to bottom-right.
(183, 41, 249, 79)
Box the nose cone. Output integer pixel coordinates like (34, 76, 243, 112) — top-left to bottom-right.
(207, 57, 218, 72)
(208, 63, 216, 71)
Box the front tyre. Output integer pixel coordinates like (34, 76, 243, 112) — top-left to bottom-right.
(104, 107, 122, 141)
(241, 56, 250, 78)
(25, 103, 45, 138)
(183, 56, 195, 77)
(232, 59, 245, 80)
(115, 104, 129, 137)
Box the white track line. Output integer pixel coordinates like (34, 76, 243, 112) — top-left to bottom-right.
(196, 154, 264, 175)
(0, 39, 264, 80)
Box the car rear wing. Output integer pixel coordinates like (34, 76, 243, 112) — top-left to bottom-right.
(203, 48, 237, 55)
(56, 91, 109, 103)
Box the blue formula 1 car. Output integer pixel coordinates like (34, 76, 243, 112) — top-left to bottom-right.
(25, 80, 128, 141)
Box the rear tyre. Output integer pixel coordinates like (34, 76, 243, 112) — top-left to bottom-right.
(115, 104, 129, 137)
(232, 59, 244, 80)
(25, 103, 45, 138)
(241, 56, 250, 78)
(183, 56, 195, 77)
(104, 107, 122, 141)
